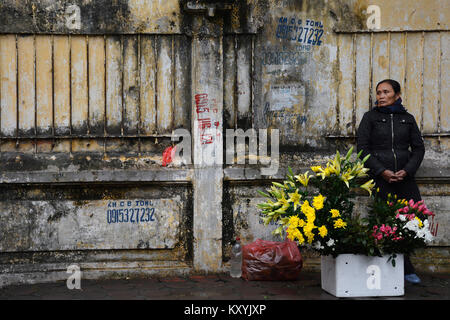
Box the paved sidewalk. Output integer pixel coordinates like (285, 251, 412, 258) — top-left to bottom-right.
(0, 271, 449, 300)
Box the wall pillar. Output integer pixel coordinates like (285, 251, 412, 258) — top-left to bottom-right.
(191, 15, 224, 272)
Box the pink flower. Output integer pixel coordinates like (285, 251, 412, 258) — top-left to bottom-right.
(424, 209, 435, 216)
(371, 227, 383, 240)
(379, 224, 395, 236)
(408, 199, 415, 207)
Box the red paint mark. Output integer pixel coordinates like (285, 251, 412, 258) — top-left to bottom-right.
(198, 118, 212, 129)
(200, 133, 213, 144)
(162, 145, 176, 167)
(195, 93, 221, 145)
(195, 93, 209, 113)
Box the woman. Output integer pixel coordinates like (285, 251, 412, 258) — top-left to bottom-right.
(357, 79, 425, 284)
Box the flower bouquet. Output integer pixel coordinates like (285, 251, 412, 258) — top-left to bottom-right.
(366, 192, 438, 266)
(257, 147, 437, 297)
(257, 147, 437, 259)
(257, 147, 376, 256)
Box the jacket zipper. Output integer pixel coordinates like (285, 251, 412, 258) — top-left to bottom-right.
(391, 114, 398, 172)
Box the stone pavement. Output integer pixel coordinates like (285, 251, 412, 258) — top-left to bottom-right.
(0, 271, 449, 300)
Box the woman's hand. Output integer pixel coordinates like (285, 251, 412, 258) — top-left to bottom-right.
(381, 169, 407, 183)
(381, 170, 399, 183)
(394, 169, 408, 181)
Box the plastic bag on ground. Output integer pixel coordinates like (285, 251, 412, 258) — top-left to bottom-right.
(241, 238, 303, 281)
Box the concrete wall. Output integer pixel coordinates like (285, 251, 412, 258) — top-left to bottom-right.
(0, 0, 448, 286)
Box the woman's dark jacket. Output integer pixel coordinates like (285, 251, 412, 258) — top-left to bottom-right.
(357, 99, 424, 274)
(356, 101, 425, 181)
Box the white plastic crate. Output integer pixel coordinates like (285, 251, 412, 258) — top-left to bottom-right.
(321, 254, 404, 297)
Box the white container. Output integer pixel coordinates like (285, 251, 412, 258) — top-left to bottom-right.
(321, 254, 404, 297)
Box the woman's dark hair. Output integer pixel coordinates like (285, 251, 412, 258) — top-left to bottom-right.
(376, 79, 401, 94)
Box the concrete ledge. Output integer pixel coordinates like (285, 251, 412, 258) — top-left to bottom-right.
(1, 166, 448, 185)
(223, 166, 450, 183)
(0, 169, 194, 185)
(0, 261, 192, 288)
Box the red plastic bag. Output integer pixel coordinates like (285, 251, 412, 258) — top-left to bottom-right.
(241, 238, 303, 281)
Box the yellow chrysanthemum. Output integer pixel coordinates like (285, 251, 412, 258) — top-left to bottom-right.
(330, 209, 340, 218)
(295, 230, 305, 244)
(318, 225, 328, 238)
(288, 215, 300, 228)
(311, 166, 322, 173)
(303, 223, 316, 243)
(286, 228, 296, 241)
(301, 201, 316, 224)
(303, 223, 315, 233)
(287, 226, 305, 244)
(298, 234, 305, 244)
(301, 200, 312, 215)
(298, 218, 306, 228)
(334, 218, 347, 229)
(312, 194, 325, 210)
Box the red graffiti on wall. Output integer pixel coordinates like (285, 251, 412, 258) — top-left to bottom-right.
(195, 93, 209, 113)
(195, 93, 220, 145)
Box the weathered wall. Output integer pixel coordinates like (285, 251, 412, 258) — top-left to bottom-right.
(0, 0, 449, 286)
(223, 0, 450, 273)
(0, 0, 182, 34)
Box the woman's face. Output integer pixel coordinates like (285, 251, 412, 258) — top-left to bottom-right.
(376, 82, 400, 107)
